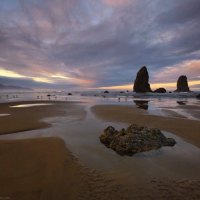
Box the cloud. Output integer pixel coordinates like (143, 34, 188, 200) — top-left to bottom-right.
(104, 0, 130, 6)
(152, 59, 200, 82)
(0, 68, 26, 78)
(0, 0, 199, 90)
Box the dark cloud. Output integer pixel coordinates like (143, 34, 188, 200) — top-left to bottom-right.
(0, 0, 199, 89)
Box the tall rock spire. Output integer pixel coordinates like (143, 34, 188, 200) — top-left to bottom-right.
(133, 66, 152, 93)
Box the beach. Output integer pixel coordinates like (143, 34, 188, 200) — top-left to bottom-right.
(0, 99, 200, 199)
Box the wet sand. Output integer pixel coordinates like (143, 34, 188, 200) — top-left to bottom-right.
(0, 101, 85, 135)
(0, 137, 127, 200)
(0, 101, 200, 199)
(92, 104, 200, 148)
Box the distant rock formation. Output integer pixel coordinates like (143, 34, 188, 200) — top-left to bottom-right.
(100, 124, 176, 156)
(196, 94, 200, 99)
(133, 66, 152, 93)
(154, 88, 167, 93)
(104, 91, 109, 94)
(175, 75, 190, 92)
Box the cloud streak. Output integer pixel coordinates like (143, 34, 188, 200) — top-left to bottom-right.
(0, 0, 199, 90)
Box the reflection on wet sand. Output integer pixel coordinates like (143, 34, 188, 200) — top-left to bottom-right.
(134, 100, 149, 110)
(177, 100, 187, 105)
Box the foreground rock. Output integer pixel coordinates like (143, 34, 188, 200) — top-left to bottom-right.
(154, 88, 166, 93)
(100, 124, 176, 156)
(133, 66, 152, 93)
(175, 75, 190, 92)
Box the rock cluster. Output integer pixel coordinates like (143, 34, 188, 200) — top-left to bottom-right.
(133, 66, 152, 93)
(100, 124, 176, 156)
(133, 66, 192, 93)
(154, 88, 166, 93)
(175, 75, 190, 92)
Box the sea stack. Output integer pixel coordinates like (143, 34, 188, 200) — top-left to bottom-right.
(133, 66, 152, 93)
(175, 75, 190, 92)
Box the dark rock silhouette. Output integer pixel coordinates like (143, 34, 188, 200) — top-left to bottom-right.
(196, 94, 200, 99)
(133, 66, 152, 93)
(104, 91, 109, 94)
(154, 88, 167, 93)
(175, 75, 190, 92)
(68, 93, 72, 95)
(100, 124, 176, 156)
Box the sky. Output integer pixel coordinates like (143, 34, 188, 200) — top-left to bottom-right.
(0, 0, 200, 91)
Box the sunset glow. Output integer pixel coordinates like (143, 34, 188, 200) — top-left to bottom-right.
(0, 68, 26, 79)
(97, 80, 200, 91)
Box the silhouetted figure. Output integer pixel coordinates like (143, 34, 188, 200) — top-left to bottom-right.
(47, 94, 51, 100)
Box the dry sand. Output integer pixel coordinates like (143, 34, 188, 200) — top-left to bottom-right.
(91, 104, 200, 148)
